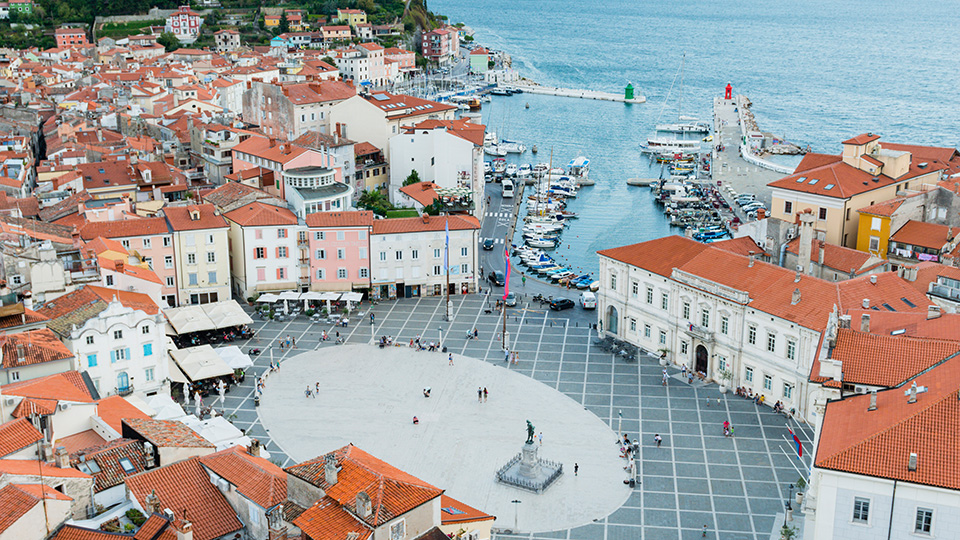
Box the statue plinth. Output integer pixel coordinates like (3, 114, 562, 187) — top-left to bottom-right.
(518, 442, 542, 479)
(496, 441, 563, 493)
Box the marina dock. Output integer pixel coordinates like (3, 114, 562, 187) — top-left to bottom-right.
(513, 83, 646, 103)
(712, 95, 790, 208)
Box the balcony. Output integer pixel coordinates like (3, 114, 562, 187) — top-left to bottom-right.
(117, 385, 134, 397)
(685, 323, 714, 343)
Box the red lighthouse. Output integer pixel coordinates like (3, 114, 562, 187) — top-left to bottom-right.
(724, 83, 733, 100)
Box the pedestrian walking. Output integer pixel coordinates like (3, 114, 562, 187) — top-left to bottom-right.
(574, 463, 579, 476)
(286, 335, 291, 348)
(449, 353, 454, 366)
(681, 365, 687, 378)
(521, 273, 526, 286)
(478, 387, 483, 402)
(654, 434, 662, 448)
(483, 387, 488, 402)
(315, 382, 320, 396)
(370, 313, 375, 324)
(662, 369, 668, 386)
(538, 432, 543, 446)
(279, 341, 284, 350)
(291, 336, 296, 349)
(504, 349, 510, 363)
(702, 524, 708, 537)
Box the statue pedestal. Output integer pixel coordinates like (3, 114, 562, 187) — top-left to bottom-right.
(518, 442, 542, 479)
(496, 441, 563, 493)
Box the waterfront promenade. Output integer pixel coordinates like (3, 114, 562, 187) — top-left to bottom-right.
(712, 96, 788, 209)
(513, 82, 646, 103)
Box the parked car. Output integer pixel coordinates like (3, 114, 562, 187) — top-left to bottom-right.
(488, 270, 505, 286)
(482, 239, 495, 250)
(741, 202, 765, 213)
(504, 292, 517, 306)
(549, 297, 575, 311)
(579, 292, 597, 309)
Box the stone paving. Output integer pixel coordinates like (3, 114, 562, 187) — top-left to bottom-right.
(218, 294, 814, 540)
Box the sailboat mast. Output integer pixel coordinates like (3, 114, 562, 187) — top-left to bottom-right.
(677, 54, 684, 122)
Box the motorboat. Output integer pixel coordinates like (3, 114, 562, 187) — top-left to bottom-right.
(484, 145, 507, 157)
(645, 137, 702, 154)
(533, 163, 549, 176)
(526, 238, 557, 249)
(655, 121, 710, 134)
(567, 156, 590, 178)
(518, 164, 532, 177)
(490, 88, 512, 96)
(484, 132, 497, 146)
(505, 164, 518, 177)
(483, 161, 492, 174)
(500, 139, 527, 153)
(493, 158, 507, 173)
(468, 97, 482, 111)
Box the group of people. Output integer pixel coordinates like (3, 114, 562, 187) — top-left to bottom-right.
(278, 335, 296, 350)
(722, 420, 735, 437)
(504, 349, 520, 364)
(734, 387, 766, 406)
(304, 382, 321, 398)
(680, 365, 707, 384)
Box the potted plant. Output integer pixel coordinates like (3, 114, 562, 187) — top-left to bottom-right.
(780, 524, 798, 540)
(795, 477, 807, 506)
(657, 348, 670, 366)
(717, 368, 733, 393)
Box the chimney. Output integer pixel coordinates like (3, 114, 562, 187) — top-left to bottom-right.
(794, 267, 802, 282)
(54, 446, 70, 468)
(862, 298, 869, 309)
(818, 241, 825, 267)
(269, 137, 277, 148)
(908, 453, 918, 472)
(115, 259, 124, 273)
(248, 438, 261, 458)
(870, 274, 877, 285)
(323, 454, 338, 485)
(927, 304, 941, 320)
(748, 251, 755, 267)
(908, 381, 918, 404)
(798, 210, 815, 275)
(860, 313, 870, 333)
(21, 291, 32, 311)
(839, 314, 851, 329)
(355, 491, 372, 519)
(791, 288, 801, 305)
(145, 489, 161, 514)
(868, 390, 877, 411)
(176, 520, 193, 540)
(421, 214, 430, 224)
(15, 343, 25, 364)
(756, 207, 765, 220)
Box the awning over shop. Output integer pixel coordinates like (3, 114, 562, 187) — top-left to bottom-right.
(278, 291, 302, 301)
(341, 292, 364, 303)
(170, 345, 234, 382)
(165, 300, 253, 334)
(203, 301, 253, 328)
(167, 357, 190, 384)
(216, 346, 253, 370)
(256, 293, 280, 303)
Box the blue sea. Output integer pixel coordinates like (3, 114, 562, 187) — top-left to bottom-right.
(433, 0, 960, 274)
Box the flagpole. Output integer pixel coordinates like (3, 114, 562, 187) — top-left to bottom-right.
(445, 217, 451, 322)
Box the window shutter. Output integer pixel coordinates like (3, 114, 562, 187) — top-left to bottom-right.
(276, 268, 282, 279)
(276, 246, 281, 258)
(110, 350, 116, 363)
(125, 348, 131, 360)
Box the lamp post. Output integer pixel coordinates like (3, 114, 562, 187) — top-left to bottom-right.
(510, 499, 521, 531)
(784, 483, 794, 526)
(438, 326, 444, 352)
(617, 410, 623, 440)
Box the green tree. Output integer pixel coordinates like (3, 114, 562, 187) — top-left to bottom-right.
(356, 190, 394, 216)
(157, 31, 180, 52)
(279, 10, 289, 33)
(320, 55, 336, 66)
(402, 169, 421, 186)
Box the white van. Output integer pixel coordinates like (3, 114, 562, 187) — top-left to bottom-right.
(502, 179, 515, 198)
(579, 292, 597, 309)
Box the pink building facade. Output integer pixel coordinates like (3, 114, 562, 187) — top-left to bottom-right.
(305, 211, 373, 292)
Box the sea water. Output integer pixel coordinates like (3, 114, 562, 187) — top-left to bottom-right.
(436, 0, 960, 274)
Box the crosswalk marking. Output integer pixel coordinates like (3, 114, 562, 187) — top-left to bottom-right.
(480, 238, 505, 244)
(484, 212, 511, 218)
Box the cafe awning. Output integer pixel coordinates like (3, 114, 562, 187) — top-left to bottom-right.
(164, 305, 217, 334)
(278, 291, 302, 301)
(170, 345, 234, 382)
(216, 346, 253, 370)
(202, 301, 253, 329)
(167, 357, 189, 384)
(256, 293, 280, 303)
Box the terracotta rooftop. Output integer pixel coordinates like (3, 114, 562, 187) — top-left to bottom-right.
(122, 418, 214, 449)
(371, 214, 480, 235)
(843, 133, 882, 145)
(710, 236, 764, 257)
(0, 328, 73, 368)
(57, 429, 107, 455)
(889, 220, 956, 251)
(97, 395, 151, 433)
(292, 130, 356, 150)
(439, 494, 495, 524)
(224, 201, 298, 227)
(815, 354, 960, 491)
(397, 182, 440, 207)
(362, 92, 456, 120)
(37, 285, 159, 338)
(354, 141, 380, 157)
(0, 484, 69, 534)
(785, 238, 885, 275)
(2, 371, 95, 404)
(404, 118, 486, 146)
(163, 204, 228, 231)
(0, 417, 43, 457)
(294, 495, 373, 540)
(125, 457, 242, 540)
(79, 217, 170, 240)
(858, 197, 908, 217)
(846, 309, 960, 340)
(202, 180, 274, 208)
(71, 438, 147, 492)
(0, 458, 92, 479)
(830, 327, 960, 387)
(287, 444, 443, 527)
(200, 446, 287, 509)
(305, 210, 375, 228)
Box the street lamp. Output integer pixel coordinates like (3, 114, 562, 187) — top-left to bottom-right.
(438, 326, 444, 351)
(783, 483, 794, 526)
(617, 410, 623, 441)
(510, 499, 521, 531)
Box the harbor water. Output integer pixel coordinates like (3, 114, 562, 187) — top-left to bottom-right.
(445, 0, 960, 275)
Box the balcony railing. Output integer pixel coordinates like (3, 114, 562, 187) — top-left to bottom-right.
(685, 323, 714, 342)
(930, 284, 960, 302)
(117, 385, 134, 397)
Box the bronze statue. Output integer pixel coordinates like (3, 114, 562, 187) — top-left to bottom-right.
(526, 420, 535, 444)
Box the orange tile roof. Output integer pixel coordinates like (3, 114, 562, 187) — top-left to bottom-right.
(97, 395, 151, 433)
(71, 438, 147, 492)
(224, 202, 298, 227)
(0, 306, 47, 330)
(11, 396, 58, 418)
(890, 220, 955, 250)
(199, 446, 286, 509)
(294, 495, 372, 540)
(125, 457, 242, 540)
(281, 80, 356, 105)
(57, 429, 107, 455)
(354, 141, 380, 157)
(122, 418, 213, 449)
(440, 494, 495, 524)
(0, 458, 92, 479)
(52, 524, 137, 540)
(815, 354, 960, 490)
(0, 328, 73, 368)
(785, 238, 883, 275)
(0, 417, 43, 457)
(362, 92, 456, 120)
(233, 135, 310, 165)
(13, 483, 73, 501)
(163, 204, 228, 231)
(0, 484, 57, 533)
(711, 235, 764, 256)
(405, 118, 485, 146)
(305, 210, 374, 228)
(598, 235, 709, 280)
(831, 328, 960, 387)
(202, 180, 274, 208)
(133, 514, 176, 540)
(371, 214, 479, 235)
(848, 309, 960, 340)
(286, 444, 443, 527)
(79, 217, 169, 240)
(903, 262, 960, 297)
(858, 197, 907, 217)
(398, 182, 440, 207)
(2, 371, 95, 403)
(843, 133, 882, 145)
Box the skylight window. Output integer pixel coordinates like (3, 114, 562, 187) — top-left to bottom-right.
(796, 176, 806, 183)
(808, 178, 819, 185)
(119, 458, 136, 474)
(901, 297, 917, 308)
(823, 184, 834, 190)
(77, 460, 101, 474)
(882, 303, 896, 312)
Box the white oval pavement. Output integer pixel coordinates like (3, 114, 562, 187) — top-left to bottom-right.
(259, 344, 630, 533)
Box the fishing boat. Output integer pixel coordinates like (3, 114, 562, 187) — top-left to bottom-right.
(492, 158, 507, 173)
(468, 97, 481, 110)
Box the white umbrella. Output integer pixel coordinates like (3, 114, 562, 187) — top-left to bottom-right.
(256, 293, 280, 303)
